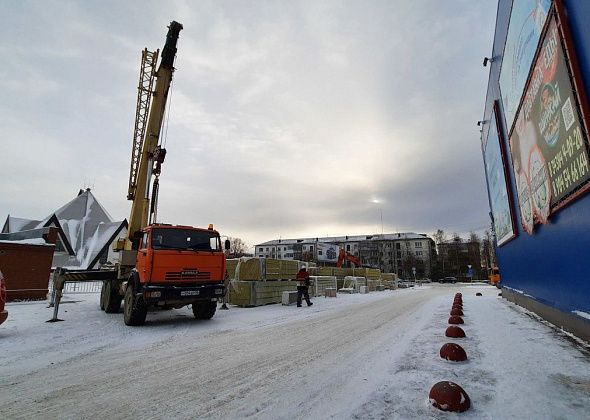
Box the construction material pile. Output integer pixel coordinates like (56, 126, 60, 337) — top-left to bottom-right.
(225, 257, 394, 307)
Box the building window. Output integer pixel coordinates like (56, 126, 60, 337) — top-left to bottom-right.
(416, 251, 423, 256)
(266, 247, 269, 251)
(309, 246, 313, 252)
(396, 243, 401, 250)
(415, 241, 422, 248)
(259, 247, 263, 252)
(284, 247, 287, 251)
(346, 244, 351, 251)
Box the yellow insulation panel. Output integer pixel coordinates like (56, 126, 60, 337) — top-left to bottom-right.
(228, 280, 298, 307)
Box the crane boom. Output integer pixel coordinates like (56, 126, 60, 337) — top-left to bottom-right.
(127, 48, 158, 201)
(126, 21, 183, 247)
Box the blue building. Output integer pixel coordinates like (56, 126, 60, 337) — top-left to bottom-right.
(481, 0, 590, 341)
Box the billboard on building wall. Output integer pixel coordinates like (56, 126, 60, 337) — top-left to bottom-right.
(499, 0, 551, 131)
(483, 102, 517, 246)
(509, 6, 590, 234)
(316, 243, 340, 262)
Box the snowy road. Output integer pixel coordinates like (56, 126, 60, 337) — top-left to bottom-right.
(1, 285, 589, 419)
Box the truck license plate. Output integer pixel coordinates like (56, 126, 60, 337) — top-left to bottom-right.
(181, 290, 200, 296)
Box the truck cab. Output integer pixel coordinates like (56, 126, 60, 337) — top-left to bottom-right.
(136, 224, 226, 285)
(124, 223, 228, 325)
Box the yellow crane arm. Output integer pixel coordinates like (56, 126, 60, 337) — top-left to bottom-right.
(126, 21, 183, 248)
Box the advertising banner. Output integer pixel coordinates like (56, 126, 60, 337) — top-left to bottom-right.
(509, 11, 590, 234)
(483, 104, 516, 245)
(499, 0, 551, 131)
(316, 243, 340, 263)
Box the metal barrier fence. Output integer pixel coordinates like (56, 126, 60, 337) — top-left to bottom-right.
(48, 280, 103, 294)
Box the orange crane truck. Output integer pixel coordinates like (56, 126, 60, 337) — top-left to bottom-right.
(50, 21, 230, 326)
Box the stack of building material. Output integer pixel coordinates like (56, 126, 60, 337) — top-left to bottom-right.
(233, 258, 263, 281)
(228, 280, 299, 307)
(333, 268, 354, 282)
(353, 268, 381, 280)
(380, 273, 398, 290)
(339, 276, 367, 293)
(310, 276, 337, 297)
(317, 267, 334, 276)
(366, 279, 378, 292)
(265, 259, 299, 280)
(229, 258, 307, 281)
(226, 259, 239, 279)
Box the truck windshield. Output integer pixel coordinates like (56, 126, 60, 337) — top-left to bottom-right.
(151, 228, 221, 251)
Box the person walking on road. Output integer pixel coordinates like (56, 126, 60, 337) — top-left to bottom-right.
(296, 267, 313, 307)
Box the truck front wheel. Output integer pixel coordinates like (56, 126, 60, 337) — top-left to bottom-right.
(124, 285, 147, 326)
(192, 301, 217, 320)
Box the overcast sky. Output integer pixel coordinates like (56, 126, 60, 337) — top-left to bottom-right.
(0, 0, 498, 249)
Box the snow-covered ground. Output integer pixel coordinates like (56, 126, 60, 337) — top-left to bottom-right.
(1, 284, 589, 419)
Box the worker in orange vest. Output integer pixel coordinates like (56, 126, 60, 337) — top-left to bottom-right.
(295, 267, 313, 307)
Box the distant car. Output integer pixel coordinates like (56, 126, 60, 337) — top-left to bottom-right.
(0, 270, 7, 326)
(438, 276, 457, 284)
(398, 280, 415, 288)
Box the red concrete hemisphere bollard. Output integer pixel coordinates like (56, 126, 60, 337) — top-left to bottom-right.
(429, 381, 471, 412)
(450, 308, 464, 316)
(455, 293, 462, 297)
(452, 304, 463, 310)
(439, 342, 467, 361)
(448, 315, 464, 324)
(445, 325, 466, 338)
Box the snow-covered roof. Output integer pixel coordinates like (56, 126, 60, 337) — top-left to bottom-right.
(2, 189, 127, 269)
(256, 233, 432, 247)
(1, 216, 42, 233)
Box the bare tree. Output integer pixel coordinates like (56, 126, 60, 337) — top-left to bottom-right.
(482, 230, 497, 271)
(433, 229, 447, 244)
(432, 229, 447, 279)
(227, 237, 248, 258)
